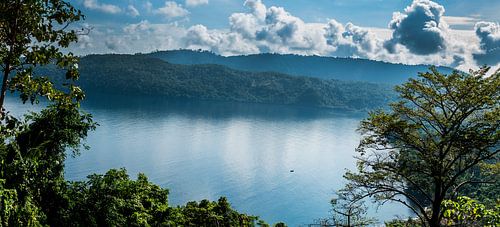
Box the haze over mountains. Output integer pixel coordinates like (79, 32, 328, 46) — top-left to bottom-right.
(147, 50, 455, 85)
(34, 50, 457, 110)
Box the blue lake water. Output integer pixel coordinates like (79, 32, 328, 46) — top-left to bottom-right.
(5, 94, 409, 226)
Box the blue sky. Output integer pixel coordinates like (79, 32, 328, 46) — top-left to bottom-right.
(71, 0, 500, 70)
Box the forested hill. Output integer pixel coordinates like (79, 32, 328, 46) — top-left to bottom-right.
(37, 54, 396, 110)
(146, 50, 454, 84)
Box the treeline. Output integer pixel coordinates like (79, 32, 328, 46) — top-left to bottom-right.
(39, 54, 396, 111)
(0, 108, 277, 226)
(147, 49, 454, 84)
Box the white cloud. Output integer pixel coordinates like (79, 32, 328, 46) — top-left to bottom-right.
(184, 25, 259, 55)
(473, 21, 500, 65)
(83, 0, 121, 14)
(244, 0, 266, 21)
(105, 37, 125, 51)
(185, 0, 208, 7)
(77, 34, 93, 49)
(229, 12, 259, 39)
(228, 4, 332, 55)
(75, 21, 186, 54)
(443, 16, 479, 27)
(385, 0, 447, 55)
(127, 5, 140, 17)
(475, 21, 500, 50)
(72, 0, 499, 71)
(155, 1, 189, 19)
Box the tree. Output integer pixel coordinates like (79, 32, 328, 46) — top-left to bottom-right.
(340, 67, 499, 227)
(0, 0, 95, 225)
(329, 195, 376, 227)
(0, 2, 273, 226)
(456, 162, 500, 208)
(441, 196, 499, 226)
(0, 0, 85, 116)
(172, 197, 261, 226)
(61, 168, 171, 226)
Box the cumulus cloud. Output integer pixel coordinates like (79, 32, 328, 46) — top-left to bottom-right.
(385, 0, 447, 55)
(475, 22, 500, 51)
(228, 3, 332, 55)
(229, 13, 259, 39)
(127, 5, 140, 17)
(72, 0, 499, 70)
(155, 1, 189, 19)
(185, 0, 208, 7)
(184, 25, 259, 55)
(256, 6, 310, 46)
(83, 0, 121, 14)
(244, 0, 266, 21)
(473, 21, 500, 65)
(226, 1, 384, 57)
(105, 37, 125, 51)
(200, 0, 479, 65)
(77, 34, 93, 49)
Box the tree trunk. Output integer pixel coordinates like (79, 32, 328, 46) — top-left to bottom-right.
(429, 181, 443, 227)
(0, 64, 10, 116)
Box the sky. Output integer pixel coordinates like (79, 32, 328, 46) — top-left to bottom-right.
(70, 0, 500, 70)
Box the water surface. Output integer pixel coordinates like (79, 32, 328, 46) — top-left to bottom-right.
(5, 94, 408, 226)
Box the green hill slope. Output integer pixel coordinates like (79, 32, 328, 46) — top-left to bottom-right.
(147, 50, 454, 85)
(34, 54, 397, 110)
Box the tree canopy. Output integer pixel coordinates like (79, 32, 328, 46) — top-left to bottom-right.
(0, 0, 85, 114)
(1, 0, 95, 224)
(340, 67, 499, 227)
(0, 1, 274, 226)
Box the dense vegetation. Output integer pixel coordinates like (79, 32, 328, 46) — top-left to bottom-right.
(1, 1, 498, 227)
(0, 0, 274, 226)
(335, 67, 499, 227)
(54, 168, 264, 226)
(38, 54, 396, 111)
(147, 49, 454, 85)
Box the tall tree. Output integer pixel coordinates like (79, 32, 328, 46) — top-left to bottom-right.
(0, 1, 275, 226)
(0, 0, 95, 225)
(340, 67, 499, 227)
(0, 0, 84, 116)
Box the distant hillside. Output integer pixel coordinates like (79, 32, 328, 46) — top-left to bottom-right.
(37, 54, 397, 110)
(146, 50, 454, 84)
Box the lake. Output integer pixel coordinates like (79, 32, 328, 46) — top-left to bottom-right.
(5, 94, 409, 226)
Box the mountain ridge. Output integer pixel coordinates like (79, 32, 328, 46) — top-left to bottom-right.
(145, 49, 455, 84)
(35, 54, 397, 110)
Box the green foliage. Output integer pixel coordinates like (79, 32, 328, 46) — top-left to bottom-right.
(0, 179, 43, 227)
(385, 218, 422, 227)
(171, 197, 260, 226)
(456, 162, 500, 208)
(39, 54, 397, 111)
(62, 168, 170, 226)
(340, 67, 500, 227)
(0, 2, 94, 223)
(57, 168, 265, 227)
(0, 1, 91, 224)
(1, 1, 272, 227)
(442, 196, 499, 226)
(0, 0, 86, 113)
(0, 105, 96, 226)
